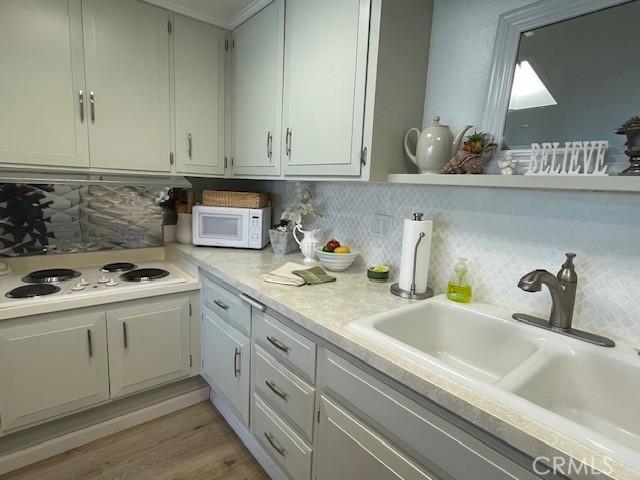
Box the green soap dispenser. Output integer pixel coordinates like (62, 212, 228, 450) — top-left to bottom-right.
(447, 257, 472, 303)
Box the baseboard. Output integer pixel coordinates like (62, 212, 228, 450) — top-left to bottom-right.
(0, 387, 210, 476)
(209, 389, 287, 480)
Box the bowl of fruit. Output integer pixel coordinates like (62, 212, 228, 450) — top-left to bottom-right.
(316, 239, 358, 272)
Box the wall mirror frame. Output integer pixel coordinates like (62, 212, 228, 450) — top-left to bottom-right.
(481, 0, 631, 158)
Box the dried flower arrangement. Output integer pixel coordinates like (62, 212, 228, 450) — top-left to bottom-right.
(442, 131, 498, 174)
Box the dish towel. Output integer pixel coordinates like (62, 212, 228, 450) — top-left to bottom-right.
(292, 266, 336, 285)
(261, 263, 336, 286)
(261, 262, 307, 286)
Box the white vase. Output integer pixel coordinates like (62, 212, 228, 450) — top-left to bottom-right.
(176, 213, 192, 245)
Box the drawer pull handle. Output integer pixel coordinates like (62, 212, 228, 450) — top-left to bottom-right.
(89, 91, 95, 123)
(123, 321, 129, 349)
(264, 432, 286, 456)
(213, 299, 229, 310)
(267, 336, 289, 353)
(234, 348, 241, 378)
(238, 293, 265, 311)
(265, 380, 288, 400)
(87, 329, 93, 358)
(78, 90, 85, 122)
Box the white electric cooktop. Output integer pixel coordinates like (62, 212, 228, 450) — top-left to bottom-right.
(0, 260, 189, 309)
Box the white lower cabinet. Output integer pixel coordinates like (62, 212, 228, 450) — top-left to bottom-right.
(254, 394, 313, 480)
(315, 395, 433, 480)
(201, 307, 250, 424)
(196, 274, 542, 480)
(107, 296, 191, 398)
(0, 311, 109, 432)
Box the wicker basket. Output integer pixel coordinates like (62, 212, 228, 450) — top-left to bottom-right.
(202, 190, 269, 209)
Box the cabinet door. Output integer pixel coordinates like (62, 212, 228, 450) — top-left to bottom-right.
(231, 0, 284, 177)
(82, 0, 170, 172)
(315, 396, 434, 480)
(0, 0, 89, 168)
(201, 308, 250, 424)
(281, 0, 370, 177)
(107, 296, 191, 398)
(174, 15, 226, 176)
(0, 311, 108, 432)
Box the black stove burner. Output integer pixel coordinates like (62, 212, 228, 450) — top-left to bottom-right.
(120, 268, 170, 283)
(22, 268, 81, 284)
(6, 284, 61, 299)
(101, 262, 137, 273)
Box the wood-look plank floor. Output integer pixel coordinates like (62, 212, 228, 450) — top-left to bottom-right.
(1, 401, 269, 480)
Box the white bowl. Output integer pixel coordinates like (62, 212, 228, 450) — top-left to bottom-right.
(316, 249, 358, 272)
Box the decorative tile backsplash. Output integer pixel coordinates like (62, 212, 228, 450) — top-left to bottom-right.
(239, 179, 640, 346)
(0, 184, 166, 257)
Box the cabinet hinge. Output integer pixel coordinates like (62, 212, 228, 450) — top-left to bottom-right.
(189, 354, 193, 367)
(169, 152, 174, 165)
(360, 146, 368, 166)
(168, 20, 172, 34)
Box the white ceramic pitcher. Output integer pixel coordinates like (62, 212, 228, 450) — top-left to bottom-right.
(293, 225, 320, 264)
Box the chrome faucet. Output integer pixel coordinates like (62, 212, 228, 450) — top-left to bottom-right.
(513, 253, 615, 347)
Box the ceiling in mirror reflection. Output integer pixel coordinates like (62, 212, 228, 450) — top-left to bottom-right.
(503, 0, 640, 150)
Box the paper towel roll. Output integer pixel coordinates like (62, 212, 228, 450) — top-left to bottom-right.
(398, 214, 432, 293)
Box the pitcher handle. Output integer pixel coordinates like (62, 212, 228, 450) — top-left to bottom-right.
(404, 128, 420, 167)
(293, 224, 303, 246)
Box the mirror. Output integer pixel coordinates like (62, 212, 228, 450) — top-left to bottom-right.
(502, 1, 639, 153)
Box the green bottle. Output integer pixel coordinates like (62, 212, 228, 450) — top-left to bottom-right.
(447, 257, 472, 303)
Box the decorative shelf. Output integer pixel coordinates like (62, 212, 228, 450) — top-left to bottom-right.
(386, 174, 640, 193)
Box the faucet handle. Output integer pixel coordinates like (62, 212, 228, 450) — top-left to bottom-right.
(557, 253, 577, 283)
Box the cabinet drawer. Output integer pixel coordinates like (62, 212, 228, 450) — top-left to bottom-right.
(321, 350, 539, 480)
(316, 395, 434, 480)
(254, 310, 316, 383)
(253, 394, 312, 480)
(254, 344, 315, 440)
(201, 275, 251, 336)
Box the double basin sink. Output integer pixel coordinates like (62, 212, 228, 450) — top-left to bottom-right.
(349, 296, 640, 470)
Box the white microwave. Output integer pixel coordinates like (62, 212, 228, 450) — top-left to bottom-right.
(192, 206, 271, 249)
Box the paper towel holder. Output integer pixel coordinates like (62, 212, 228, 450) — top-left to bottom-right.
(390, 231, 434, 300)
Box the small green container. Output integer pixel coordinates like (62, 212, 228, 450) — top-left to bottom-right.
(367, 265, 390, 283)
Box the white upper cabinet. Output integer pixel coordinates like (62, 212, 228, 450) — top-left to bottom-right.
(231, 0, 284, 177)
(82, 0, 171, 172)
(281, 0, 370, 177)
(0, 0, 89, 168)
(0, 311, 109, 432)
(174, 15, 227, 176)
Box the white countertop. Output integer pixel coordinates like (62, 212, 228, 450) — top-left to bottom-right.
(167, 242, 640, 480)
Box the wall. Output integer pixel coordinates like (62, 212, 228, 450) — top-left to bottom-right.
(422, 0, 533, 133)
(243, 179, 639, 347)
(0, 184, 166, 257)
(193, 1, 640, 347)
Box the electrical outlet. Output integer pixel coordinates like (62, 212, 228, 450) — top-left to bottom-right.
(373, 214, 393, 236)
